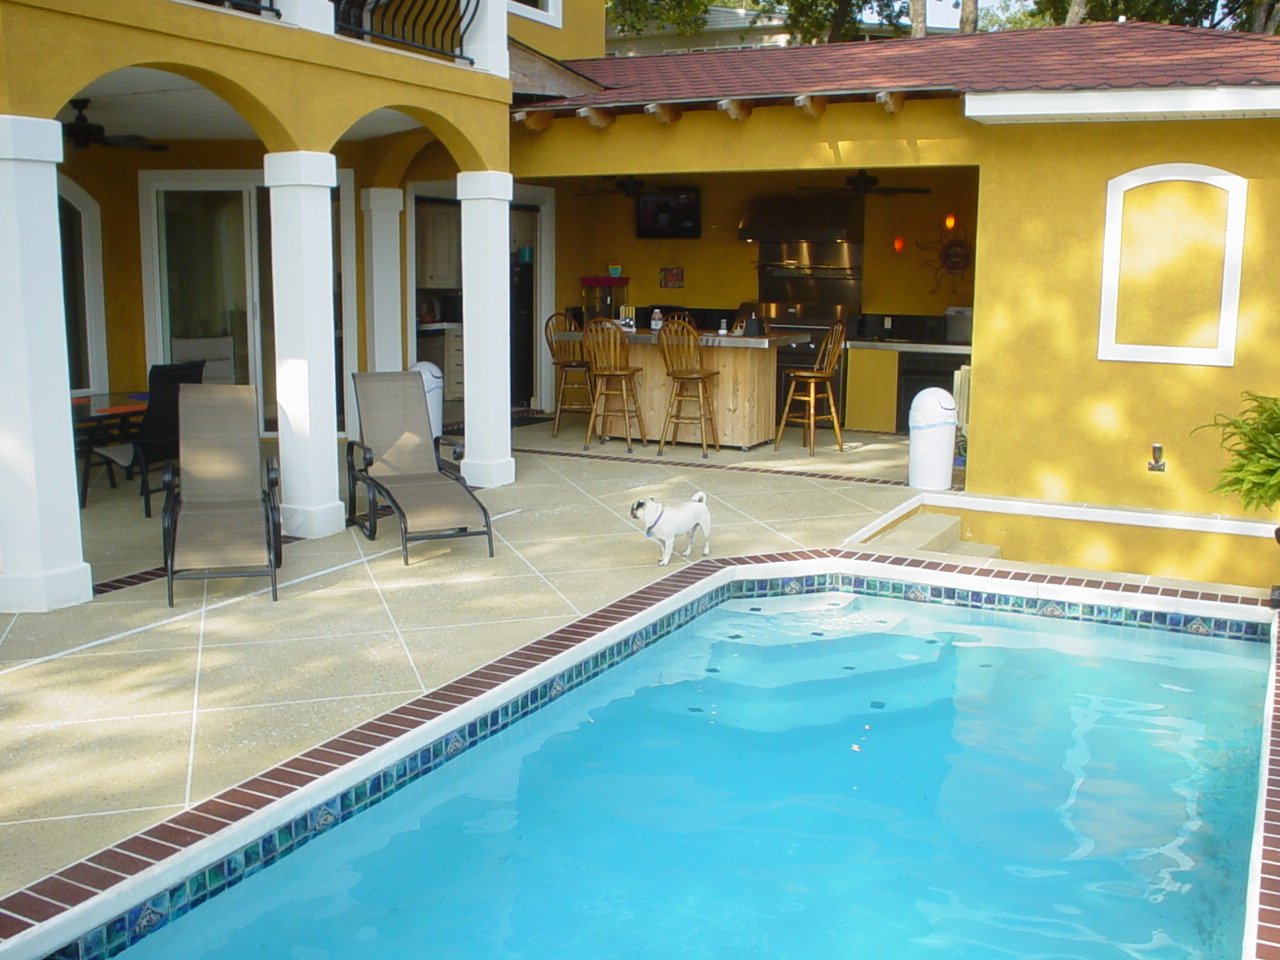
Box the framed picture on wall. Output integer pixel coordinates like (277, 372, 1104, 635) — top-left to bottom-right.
(635, 188, 701, 239)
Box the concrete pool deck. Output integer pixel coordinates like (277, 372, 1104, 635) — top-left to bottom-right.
(0, 420, 1275, 959)
(0, 424, 918, 907)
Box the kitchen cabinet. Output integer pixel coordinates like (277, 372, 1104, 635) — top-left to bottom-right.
(416, 201, 461, 289)
(844, 342, 971, 433)
(443, 324, 465, 401)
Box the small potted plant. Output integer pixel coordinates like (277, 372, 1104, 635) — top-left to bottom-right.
(1200, 392, 1280, 538)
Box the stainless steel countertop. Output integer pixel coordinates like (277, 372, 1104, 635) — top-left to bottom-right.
(559, 330, 812, 349)
(846, 340, 972, 355)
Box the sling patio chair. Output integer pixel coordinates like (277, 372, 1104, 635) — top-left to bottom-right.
(162, 383, 282, 606)
(347, 370, 493, 564)
(94, 359, 206, 517)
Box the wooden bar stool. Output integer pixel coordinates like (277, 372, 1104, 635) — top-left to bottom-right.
(657, 317, 720, 458)
(582, 318, 648, 452)
(543, 312, 593, 437)
(774, 320, 845, 456)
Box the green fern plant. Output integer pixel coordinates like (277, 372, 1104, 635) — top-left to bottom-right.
(1200, 392, 1280, 512)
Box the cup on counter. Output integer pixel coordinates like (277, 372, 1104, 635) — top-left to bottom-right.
(718, 320, 729, 335)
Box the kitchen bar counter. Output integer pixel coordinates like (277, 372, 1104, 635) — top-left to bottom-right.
(560, 330, 809, 448)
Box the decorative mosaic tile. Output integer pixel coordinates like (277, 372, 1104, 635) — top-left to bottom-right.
(41, 566, 1271, 960)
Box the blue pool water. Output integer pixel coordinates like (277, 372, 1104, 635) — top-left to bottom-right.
(124, 593, 1267, 960)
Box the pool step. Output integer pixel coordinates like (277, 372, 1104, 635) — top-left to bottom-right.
(865, 512, 1001, 559)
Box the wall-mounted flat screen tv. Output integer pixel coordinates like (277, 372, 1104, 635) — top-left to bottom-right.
(635, 187, 701, 239)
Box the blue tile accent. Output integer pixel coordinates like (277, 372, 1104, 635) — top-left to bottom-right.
(45, 568, 1270, 960)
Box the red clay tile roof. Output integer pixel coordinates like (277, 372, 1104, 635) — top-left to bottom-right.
(539, 22, 1280, 111)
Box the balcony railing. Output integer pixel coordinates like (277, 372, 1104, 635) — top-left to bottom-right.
(192, 0, 281, 17)
(332, 0, 481, 61)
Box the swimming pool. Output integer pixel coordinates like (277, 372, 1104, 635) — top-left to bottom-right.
(62, 581, 1269, 960)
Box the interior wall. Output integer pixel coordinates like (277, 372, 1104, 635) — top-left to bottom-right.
(540, 166, 979, 317)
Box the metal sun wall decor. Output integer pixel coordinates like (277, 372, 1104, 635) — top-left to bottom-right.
(918, 227, 975, 294)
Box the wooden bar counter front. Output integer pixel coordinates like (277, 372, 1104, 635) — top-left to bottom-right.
(561, 329, 810, 449)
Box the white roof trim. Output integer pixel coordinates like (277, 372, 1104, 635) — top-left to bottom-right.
(965, 86, 1280, 123)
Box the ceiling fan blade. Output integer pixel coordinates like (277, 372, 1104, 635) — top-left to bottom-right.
(100, 133, 169, 151)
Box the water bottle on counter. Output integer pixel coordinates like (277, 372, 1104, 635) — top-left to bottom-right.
(651, 309, 663, 332)
(718, 318, 729, 335)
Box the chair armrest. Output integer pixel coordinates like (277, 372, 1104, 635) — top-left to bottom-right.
(346, 439, 373, 473)
(265, 457, 280, 493)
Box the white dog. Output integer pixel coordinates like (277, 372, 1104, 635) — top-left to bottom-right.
(630, 491, 712, 566)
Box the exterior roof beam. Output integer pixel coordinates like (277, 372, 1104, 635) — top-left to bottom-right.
(512, 110, 554, 132)
(875, 91, 905, 114)
(794, 94, 828, 118)
(716, 98, 753, 121)
(575, 107, 616, 128)
(643, 102, 683, 124)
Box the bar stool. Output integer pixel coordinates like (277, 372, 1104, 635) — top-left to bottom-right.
(657, 317, 720, 458)
(582, 318, 648, 452)
(543, 312, 593, 437)
(774, 320, 845, 457)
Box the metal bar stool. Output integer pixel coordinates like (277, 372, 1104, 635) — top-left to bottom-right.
(774, 320, 845, 456)
(543, 312, 593, 437)
(582, 318, 648, 452)
(657, 317, 720, 458)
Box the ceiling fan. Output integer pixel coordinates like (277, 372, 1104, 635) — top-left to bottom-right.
(62, 99, 169, 152)
(803, 169, 931, 197)
(577, 176, 646, 198)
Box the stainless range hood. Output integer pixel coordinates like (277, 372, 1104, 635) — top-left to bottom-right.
(738, 194, 864, 243)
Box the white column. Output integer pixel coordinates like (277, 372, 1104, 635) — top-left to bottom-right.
(276, 0, 333, 32)
(457, 170, 514, 488)
(361, 188, 404, 372)
(264, 151, 345, 539)
(462, 0, 509, 77)
(0, 116, 93, 611)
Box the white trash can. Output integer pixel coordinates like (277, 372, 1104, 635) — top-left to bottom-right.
(908, 387, 958, 490)
(409, 361, 444, 440)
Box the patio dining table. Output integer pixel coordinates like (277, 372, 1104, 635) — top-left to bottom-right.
(73, 392, 148, 507)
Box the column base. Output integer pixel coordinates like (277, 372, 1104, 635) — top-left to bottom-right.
(0, 563, 93, 612)
(282, 500, 347, 540)
(462, 456, 516, 489)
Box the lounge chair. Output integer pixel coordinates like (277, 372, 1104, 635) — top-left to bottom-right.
(347, 371, 493, 564)
(162, 383, 282, 606)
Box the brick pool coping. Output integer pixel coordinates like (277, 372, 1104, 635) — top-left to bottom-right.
(3, 547, 1275, 960)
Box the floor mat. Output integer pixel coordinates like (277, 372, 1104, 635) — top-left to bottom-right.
(442, 414, 553, 436)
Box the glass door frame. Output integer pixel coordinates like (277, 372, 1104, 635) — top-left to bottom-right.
(139, 170, 267, 425)
(58, 175, 108, 398)
(139, 169, 358, 436)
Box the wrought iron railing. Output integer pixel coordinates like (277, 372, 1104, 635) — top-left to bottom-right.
(192, 0, 281, 17)
(332, 0, 481, 62)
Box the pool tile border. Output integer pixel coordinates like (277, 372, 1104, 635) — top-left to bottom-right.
(5, 548, 1274, 960)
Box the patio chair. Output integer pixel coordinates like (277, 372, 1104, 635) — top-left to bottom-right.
(347, 371, 493, 564)
(162, 383, 281, 606)
(94, 360, 206, 517)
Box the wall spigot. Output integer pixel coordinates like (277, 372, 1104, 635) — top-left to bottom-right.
(1148, 443, 1166, 472)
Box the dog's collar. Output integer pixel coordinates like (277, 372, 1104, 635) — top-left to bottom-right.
(644, 507, 665, 538)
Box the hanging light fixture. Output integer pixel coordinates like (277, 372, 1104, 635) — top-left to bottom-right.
(944, 212, 957, 231)
(893, 234, 905, 253)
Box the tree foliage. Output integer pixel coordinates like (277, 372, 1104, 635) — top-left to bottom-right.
(608, 0, 911, 44)
(1031, 0, 1279, 30)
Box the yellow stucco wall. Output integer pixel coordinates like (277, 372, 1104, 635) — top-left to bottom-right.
(3, 0, 510, 166)
(508, 0, 605, 60)
(14, 0, 519, 389)
(928, 507, 1280, 591)
(966, 120, 1280, 526)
